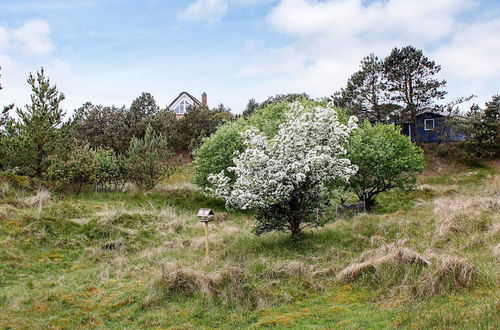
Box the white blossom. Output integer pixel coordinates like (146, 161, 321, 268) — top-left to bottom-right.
(208, 102, 358, 235)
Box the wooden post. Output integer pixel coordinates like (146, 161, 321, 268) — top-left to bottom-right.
(204, 221, 209, 256)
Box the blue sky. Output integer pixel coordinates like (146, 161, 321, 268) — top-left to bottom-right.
(1, 0, 499, 114)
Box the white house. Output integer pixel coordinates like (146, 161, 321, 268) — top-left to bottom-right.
(168, 92, 207, 119)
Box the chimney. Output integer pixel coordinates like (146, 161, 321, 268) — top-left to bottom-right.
(201, 92, 207, 107)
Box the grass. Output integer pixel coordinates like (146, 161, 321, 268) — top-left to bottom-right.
(0, 159, 499, 329)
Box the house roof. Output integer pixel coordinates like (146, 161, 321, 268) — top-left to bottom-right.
(416, 109, 467, 119)
(168, 92, 202, 109)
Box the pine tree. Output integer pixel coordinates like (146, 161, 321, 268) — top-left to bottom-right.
(383, 46, 447, 124)
(333, 54, 396, 121)
(14, 68, 65, 176)
(243, 98, 258, 117)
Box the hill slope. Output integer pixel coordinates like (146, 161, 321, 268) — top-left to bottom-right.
(0, 160, 498, 329)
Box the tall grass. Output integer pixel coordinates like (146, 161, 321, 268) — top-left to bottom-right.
(0, 163, 498, 328)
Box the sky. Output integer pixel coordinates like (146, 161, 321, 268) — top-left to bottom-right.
(0, 0, 499, 114)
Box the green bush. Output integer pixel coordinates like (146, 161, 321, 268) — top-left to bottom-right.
(124, 126, 173, 189)
(46, 144, 98, 192)
(344, 121, 425, 209)
(93, 148, 126, 191)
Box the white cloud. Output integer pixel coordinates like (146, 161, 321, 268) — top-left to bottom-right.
(433, 18, 500, 80)
(1, 20, 65, 113)
(267, 0, 473, 41)
(238, 0, 498, 110)
(12, 19, 54, 56)
(179, 0, 229, 23)
(0, 19, 54, 57)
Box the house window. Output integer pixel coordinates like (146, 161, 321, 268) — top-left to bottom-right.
(424, 119, 435, 131)
(175, 99, 190, 114)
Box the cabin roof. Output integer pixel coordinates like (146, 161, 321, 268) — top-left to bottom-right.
(167, 92, 202, 109)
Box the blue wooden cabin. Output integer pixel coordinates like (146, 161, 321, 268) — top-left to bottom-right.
(398, 110, 467, 143)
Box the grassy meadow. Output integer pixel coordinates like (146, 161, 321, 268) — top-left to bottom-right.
(0, 157, 499, 329)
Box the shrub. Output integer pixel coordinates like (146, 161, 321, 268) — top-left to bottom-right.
(208, 102, 358, 237)
(46, 144, 98, 192)
(93, 148, 126, 191)
(192, 123, 244, 188)
(343, 121, 425, 209)
(124, 126, 173, 189)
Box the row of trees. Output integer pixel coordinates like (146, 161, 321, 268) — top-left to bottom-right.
(0, 68, 233, 189)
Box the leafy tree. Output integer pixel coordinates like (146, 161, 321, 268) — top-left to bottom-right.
(11, 68, 65, 176)
(193, 102, 290, 189)
(193, 123, 245, 189)
(383, 46, 447, 125)
(208, 103, 358, 237)
(259, 93, 311, 109)
(345, 121, 425, 209)
(333, 54, 396, 121)
(124, 126, 173, 189)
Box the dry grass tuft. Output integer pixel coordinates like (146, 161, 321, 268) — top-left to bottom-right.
(434, 196, 499, 237)
(338, 241, 430, 282)
(159, 264, 223, 297)
(283, 261, 309, 276)
(424, 254, 478, 296)
(144, 263, 262, 309)
(24, 188, 52, 208)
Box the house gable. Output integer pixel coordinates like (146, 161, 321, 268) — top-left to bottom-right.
(168, 92, 202, 117)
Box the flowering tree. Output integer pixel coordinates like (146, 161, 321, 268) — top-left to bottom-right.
(208, 103, 358, 237)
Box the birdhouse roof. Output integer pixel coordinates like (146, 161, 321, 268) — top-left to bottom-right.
(197, 208, 214, 217)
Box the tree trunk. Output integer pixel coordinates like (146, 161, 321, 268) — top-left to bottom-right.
(290, 217, 302, 238)
(289, 195, 303, 238)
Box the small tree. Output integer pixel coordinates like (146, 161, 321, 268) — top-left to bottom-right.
(345, 121, 425, 209)
(124, 126, 173, 189)
(13, 68, 65, 176)
(73, 103, 131, 154)
(208, 103, 358, 237)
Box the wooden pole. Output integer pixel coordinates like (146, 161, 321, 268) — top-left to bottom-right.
(204, 221, 209, 256)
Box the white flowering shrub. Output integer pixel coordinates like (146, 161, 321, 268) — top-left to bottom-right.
(208, 102, 358, 237)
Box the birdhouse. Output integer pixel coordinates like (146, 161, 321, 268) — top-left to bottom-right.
(197, 208, 214, 223)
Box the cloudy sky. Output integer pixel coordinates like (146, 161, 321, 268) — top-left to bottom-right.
(0, 0, 499, 114)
